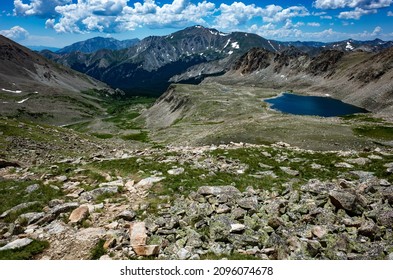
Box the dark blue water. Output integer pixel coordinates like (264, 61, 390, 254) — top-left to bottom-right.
(265, 93, 368, 117)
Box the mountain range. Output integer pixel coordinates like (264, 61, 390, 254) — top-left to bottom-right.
(39, 26, 393, 97)
(1, 25, 393, 125)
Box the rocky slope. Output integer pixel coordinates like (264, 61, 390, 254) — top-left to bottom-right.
(211, 46, 393, 119)
(0, 35, 117, 125)
(1, 124, 393, 260)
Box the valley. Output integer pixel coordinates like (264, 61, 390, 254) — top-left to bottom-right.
(1, 26, 393, 260)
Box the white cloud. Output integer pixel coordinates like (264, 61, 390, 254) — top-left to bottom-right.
(262, 5, 310, 23)
(338, 7, 377, 19)
(314, 0, 393, 9)
(214, 2, 264, 29)
(0, 26, 29, 40)
(321, 15, 333, 19)
(14, 0, 72, 18)
(45, 18, 55, 29)
(308, 22, 321, 27)
(372, 26, 382, 36)
(49, 0, 216, 33)
(213, 3, 309, 30)
(388, 11, 393, 15)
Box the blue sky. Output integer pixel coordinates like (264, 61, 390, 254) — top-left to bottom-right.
(1, 0, 393, 47)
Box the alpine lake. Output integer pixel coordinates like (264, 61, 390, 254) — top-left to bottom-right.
(265, 93, 368, 117)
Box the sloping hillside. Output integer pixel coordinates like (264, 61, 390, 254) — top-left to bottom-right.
(0, 35, 115, 125)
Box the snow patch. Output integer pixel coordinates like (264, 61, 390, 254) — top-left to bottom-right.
(17, 98, 29, 104)
(228, 51, 233, 55)
(346, 42, 354, 50)
(2, 88, 22, 94)
(268, 40, 278, 52)
(231, 42, 240, 49)
(223, 39, 231, 49)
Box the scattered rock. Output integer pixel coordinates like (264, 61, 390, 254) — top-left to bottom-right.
(133, 245, 160, 256)
(335, 162, 354, 168)
(134, 177, 165, 189)
(117, 210, 137, 221)
(168, 167, 185, 175)
(177, 248, 191, 260)
(18, 212, 45, 225)
(69, 206, 89, 224)
(80, 186, 118, 201)
(280, 167, 299, 176)
(99, 179, 124, 188)
(237, 196, 258, 210)
(197, 186, 241, 196)
(0, 238, 32, 251)
(312, 226, 327, 239)
(376, 210, 393, 228)
(0, 201, 40, 218)
(25, 184, 40, 193)
(230, 224, 246, 233)
(329, 190, 357, 212)
(50, 202, 79, 216)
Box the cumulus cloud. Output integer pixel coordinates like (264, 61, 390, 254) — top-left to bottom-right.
(213, 3, 309, 29)
(48, 0, 215, 33)
(308, 22, 321, 27)
(214, 2, 264, 29)
(372, 26, 382, 36)
(388, 11, 393, 15)
(338, 7, 377, 19)
(45, 18, 55, 29)
(0, 25, 30, 40)
(313, 0, 393, 9)
(14, 0, 72, 18)
(262, 5, 309, 23)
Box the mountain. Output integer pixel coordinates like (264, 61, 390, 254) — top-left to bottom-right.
(210, 46, 393, 118)
(56, 37, 140, 54)
(27, 45, 60, 52)
(41, 26, 284, 96)
(0, 35, 115, 125)
(323, 38, 393, 53)
(40, 25, 393, 97)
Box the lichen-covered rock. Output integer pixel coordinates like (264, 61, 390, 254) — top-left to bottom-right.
(329, 190, 357, 212)
(197, 186, 241, 196)
(209, 216, 233, 241)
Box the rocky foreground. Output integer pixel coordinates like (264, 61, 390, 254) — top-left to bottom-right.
(1, 141, 393, 260)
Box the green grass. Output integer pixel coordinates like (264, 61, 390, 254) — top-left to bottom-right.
(341, 114, 385, 123)
(0, 180, 63, 222)
(92, 133, 114, 139)
(121, 131, 149, 142)
(64, 121, 91, 132)
(354, 126, 393, 140)
(0, 240, 49, 260)
(90, 239, 107, 260)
